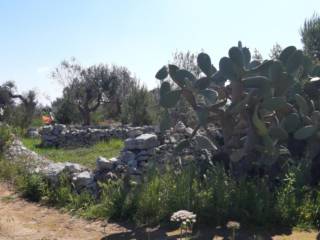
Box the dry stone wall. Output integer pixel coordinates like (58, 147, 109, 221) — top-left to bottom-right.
(5, 122, 211, 195)
(39, 124, 156, 148)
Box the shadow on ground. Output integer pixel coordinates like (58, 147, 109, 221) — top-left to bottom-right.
(101, 224, 303, 240)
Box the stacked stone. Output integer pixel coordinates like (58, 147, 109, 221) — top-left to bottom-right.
(6, 122, 215, 196)
(94, 133, 160, 185)
(39, 124, 156, 148)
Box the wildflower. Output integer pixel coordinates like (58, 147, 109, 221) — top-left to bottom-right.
(226, 221, 240, 230)
(170, 210, 197, 223)
(171, 210, 197, 238)
(226, 221, 240, 240)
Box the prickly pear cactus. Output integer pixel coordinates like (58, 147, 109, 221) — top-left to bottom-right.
(156, 42, 320, 176)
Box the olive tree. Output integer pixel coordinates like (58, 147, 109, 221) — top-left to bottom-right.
(0, 81, 37, 128)
(52, 60, 135, 125)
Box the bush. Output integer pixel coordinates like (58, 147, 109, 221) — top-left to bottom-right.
(16, 173, 47, 202)
(52, 97, 81, 125)
(121, 84, 157, 126)
(0, 124, 13, 153)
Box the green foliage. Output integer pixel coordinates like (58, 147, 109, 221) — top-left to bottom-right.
(156, 41, 320, 180)
(52, 97, 81, 124)
(300, 13, 320, 61)
(16, 173, 47, 202)
(52, 59, 137, 125)
(21, 137, 123, 168)
(158, 51, 200, 127)
(0, 81, 37, 129)
(85, 180, 128, 219)
(121, 84, 157, 126)
(0, 124, 12, 153)
(1, 155, 320, 228)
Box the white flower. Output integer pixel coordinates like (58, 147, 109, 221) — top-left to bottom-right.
(170, 210, 197, 224)
(226, 221, 240, 230)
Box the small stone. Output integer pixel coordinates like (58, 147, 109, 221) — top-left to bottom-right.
(128, 128, 143, 138)
(174, 121, 186, 133)
(96, 156, 118, 171)
(64, 162, 85, 173)
(72, 171, 94, 190)
(119, 151, 136, 163)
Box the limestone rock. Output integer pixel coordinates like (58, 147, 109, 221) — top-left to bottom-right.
(41, 162, 67, 184)
(72, 171, 94, 190)
(64, 162, 85, 174)
(124, 133, 159, 150)
(174, 121, 186, 133)
(96, 156, 118, 171)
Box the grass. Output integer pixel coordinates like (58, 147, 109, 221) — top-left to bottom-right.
(21, 137, 124, 168)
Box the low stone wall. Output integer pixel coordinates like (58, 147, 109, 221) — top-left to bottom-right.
(39, 124, 157, 148)
(5, 122, 199, 195)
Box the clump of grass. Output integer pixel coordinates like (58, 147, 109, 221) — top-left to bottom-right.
(21, 137, 124, 168)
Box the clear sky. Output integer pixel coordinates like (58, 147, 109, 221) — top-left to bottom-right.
(0, 0, 319, 104)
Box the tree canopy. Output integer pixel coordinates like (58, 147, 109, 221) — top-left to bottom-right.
(300, 13, 320, 61)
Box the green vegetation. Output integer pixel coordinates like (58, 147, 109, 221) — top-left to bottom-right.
(157, 42, 320, 184)
(1, 12, 320, 235)
(21, 137, 124, 168)
(0, 81, 37, 129)
(300, 13, 320, 61)
(121, 83, 158, 126)
(0, 157, 320, 229)
(0, 124, 13, 153)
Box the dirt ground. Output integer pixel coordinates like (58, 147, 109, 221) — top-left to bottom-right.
(0, 183, 319, 240)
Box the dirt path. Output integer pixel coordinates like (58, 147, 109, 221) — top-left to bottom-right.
(0, 183, 319, 240)
(0, 183, 129, 240)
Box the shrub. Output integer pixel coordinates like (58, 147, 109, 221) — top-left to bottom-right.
(121, 84, 157, 126)
(16, 173, 47, 202)
(52, 97, 81, 124)
(0, 124, 13, 153)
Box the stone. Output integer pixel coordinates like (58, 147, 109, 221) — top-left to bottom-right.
(124, 133, 159, 150)
(72, 171, 94, 190)
(64, 162, 85, 174)
(174, 121, 186, 133)
(26, 128, 40, 138)
(128, 128, 143, 138)
(41, 162, 67, 184)
(119, 150, 135, 162)
(52, 124, 67, 135)
(185, 127, 194, 136)
(96, 156, 118, 171)
(41, 125, 53, 134)
(136, 155, 151, 162)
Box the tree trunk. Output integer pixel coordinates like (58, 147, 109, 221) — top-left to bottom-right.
(82, 110, 91, 126)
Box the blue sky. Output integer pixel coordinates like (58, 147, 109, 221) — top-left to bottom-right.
(0, 0, 319, 104)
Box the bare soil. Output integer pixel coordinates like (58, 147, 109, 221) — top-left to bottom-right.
(0, 183, 319, 240)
